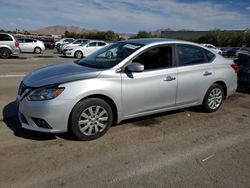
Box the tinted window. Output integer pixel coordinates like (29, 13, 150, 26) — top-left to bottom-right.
(25, 39, 33, 43)
(89, 42, 97, 47)
(18, 39, 24, 43)
(81, 40, 88, 43)
(177, 44, 209, 66)
(132, 46, 172, 70)
(73, 40, 81, 44)
(64, 39, 72, 43)
(98, 42, 106, 46)
(205, 50, 215, 61)
(0, 34, 12, 41)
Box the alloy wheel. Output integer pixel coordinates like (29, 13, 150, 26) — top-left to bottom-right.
(75, 51, 83, 58)
(78, 105, 109, 136)
(208, 88, 223, 110)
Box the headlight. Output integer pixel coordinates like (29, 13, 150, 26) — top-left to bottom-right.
(27, 87, 65, 101)
(67, 48, 73, 51)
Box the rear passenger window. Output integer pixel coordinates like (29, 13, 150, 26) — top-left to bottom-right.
(98, 42, 106, 46)
(0, 34, 12, 41)
(25, 39, 33, 43)
(177, 44, 210, 66)
(205, 50, 215, 61)
(18, 39, 24, 43)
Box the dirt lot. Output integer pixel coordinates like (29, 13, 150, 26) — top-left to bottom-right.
(0, 50, 250, 188)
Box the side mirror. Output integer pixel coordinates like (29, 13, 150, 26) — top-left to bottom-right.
(127, 63, 144, 72)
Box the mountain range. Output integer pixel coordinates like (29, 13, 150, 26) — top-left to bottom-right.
(31, 25, 99, 35)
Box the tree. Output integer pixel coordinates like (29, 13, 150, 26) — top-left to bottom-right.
(132, 31, 155, 39)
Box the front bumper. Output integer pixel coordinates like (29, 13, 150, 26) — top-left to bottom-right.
(17, 97, 73, 133)
(63, 51, 73, 57)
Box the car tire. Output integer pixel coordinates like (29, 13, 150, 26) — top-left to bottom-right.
(34, 47, 42, 54)
(0, 48, 11, 58)
(202, 84, 224, 112)
(70, 98, 113, 141)
(74, 51, 83, 59)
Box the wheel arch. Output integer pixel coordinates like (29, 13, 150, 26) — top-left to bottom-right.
(0, 46, 12, 52)
(0, 47, 12, 57)
(74, 50, 83, 58)
(34, 46, 42, 52)
(68, 94, 118, 131)
(213, 81, 227, 99)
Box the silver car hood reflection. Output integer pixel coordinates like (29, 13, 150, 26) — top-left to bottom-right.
(23, 62, 101, 87)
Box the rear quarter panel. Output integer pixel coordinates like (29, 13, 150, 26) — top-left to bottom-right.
(213, 56, 237, 97)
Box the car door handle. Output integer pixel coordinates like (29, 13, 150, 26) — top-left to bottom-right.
(164, 76, 176, 81)
(203, 71, 212, 76)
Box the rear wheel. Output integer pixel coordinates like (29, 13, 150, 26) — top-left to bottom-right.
(74, 50, 83, 59)
(34, 47, 42, 54)
(203, 84, 224, 112)
(0, 48, 11, 58)
(70, 98, 113, 141)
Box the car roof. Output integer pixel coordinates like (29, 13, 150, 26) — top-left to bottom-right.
(0, 32, 9, 34)
(88, 40, 105, 43)
(123, 38, 180, 45)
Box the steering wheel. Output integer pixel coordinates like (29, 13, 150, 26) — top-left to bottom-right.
(105, 51, 114, 59)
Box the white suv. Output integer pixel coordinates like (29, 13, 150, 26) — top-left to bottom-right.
(0, 33, 20, 58)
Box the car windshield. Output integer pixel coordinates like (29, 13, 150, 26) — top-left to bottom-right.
(76, 42, 144, 69)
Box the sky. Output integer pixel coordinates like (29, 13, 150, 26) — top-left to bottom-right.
(0, 0, 250, 33)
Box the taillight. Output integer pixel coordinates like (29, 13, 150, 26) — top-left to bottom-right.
(15, 41, 19, 47)
(231, 64, 239, 73)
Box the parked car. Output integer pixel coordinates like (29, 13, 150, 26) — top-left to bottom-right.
(0, 33, 20, 58)
(18, 38, 45, 54)
(234, 53, 250, 88)
(40, 38, 55, 49)
(201, 44, 222, 54)
(59, 39, 89, 53)
(17, 38, 237, 140)
(63, 40, 108, 58)
(55, 38, 74, 52)
(222, 47, 240, 57)
(236, 48, 250, 57)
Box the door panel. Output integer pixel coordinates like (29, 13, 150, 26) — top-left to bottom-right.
(85, 42, 97, 56)
(176, 64, 214, 106)
(121, 68, 177, 117)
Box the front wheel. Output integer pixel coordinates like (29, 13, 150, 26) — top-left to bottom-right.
(74, 51, 83, 59)
(203, 84, 224, 112)
(70, 98, 113, 141)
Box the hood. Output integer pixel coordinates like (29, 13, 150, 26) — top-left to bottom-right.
(23, 62, 101, 87)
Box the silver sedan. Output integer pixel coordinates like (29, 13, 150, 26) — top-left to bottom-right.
(17, 38, 238, 140)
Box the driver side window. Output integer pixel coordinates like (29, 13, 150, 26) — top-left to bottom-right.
(132, 46, 173, 70)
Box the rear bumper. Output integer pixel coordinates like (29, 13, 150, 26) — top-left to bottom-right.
(11, 47, 21, 55)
